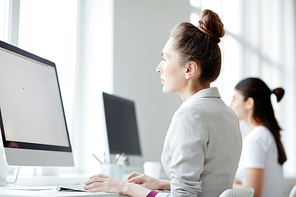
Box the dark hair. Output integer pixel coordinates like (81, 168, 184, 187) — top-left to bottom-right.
(235, 77, 287, 165)
(170, 9, 225, 85)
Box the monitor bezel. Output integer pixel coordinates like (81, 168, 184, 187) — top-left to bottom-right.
(102, 92, 142, 156)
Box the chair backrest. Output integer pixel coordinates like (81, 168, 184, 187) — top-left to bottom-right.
(219, 188, 255, 197)
(289, 185, 296, 197)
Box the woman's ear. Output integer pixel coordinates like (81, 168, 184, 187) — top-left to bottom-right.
(185, 61, 199, 79)
(245, 97, 255, 110)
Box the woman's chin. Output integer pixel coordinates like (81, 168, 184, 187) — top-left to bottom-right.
(162, 87, 173, 94)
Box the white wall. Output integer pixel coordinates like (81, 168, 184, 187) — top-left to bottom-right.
(113, 0, 191, 162)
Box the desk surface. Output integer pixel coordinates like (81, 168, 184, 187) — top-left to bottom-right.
(0, 187, 120, 197)
(1, 174, 121, 197)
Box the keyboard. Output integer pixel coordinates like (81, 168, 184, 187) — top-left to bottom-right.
(56, 183, 88, 192)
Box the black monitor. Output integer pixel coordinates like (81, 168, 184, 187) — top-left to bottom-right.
(0, 40, 74, 171)
(102, 92, 143, 167)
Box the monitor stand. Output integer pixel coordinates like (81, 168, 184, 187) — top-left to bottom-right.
(0, 145, 9, 186)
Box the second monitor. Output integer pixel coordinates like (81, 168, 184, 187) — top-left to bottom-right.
(102, 92, 143, 169)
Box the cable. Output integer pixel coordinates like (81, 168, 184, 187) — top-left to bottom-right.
(7, 166, 21, 184)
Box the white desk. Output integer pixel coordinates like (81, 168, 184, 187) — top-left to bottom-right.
(0, 174, 121, 197)
(0, 187, 121, 197)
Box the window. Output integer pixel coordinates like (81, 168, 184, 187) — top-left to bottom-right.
(18, 0, 77, 135)
(0, 0, 10, 41)
(4, 0, 114, 175)
(0, 0, 5, 40)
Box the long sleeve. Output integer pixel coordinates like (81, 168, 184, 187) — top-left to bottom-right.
(158, 106, 208, 197)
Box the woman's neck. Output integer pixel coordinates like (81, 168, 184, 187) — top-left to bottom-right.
(179, 83, 210, 101)
(245, 113, 264, 132)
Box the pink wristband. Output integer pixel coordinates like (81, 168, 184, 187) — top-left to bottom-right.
(147, 190, 159, 197)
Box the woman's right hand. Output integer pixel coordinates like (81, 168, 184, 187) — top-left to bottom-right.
(127, 172, 162, 190)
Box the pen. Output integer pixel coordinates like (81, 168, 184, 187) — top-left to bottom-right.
(119, 156, 127, 164)
(92, 153, 103, 164)
(103, 152, 107, 163)
(112, 153, 120, 164)
(117, 153, 126, 164)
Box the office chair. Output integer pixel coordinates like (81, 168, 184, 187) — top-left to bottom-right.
(289, 185, 296, 197)
(219, 188, 254, 197)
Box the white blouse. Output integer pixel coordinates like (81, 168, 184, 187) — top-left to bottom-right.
(236, 126, 284, 197)
(157, 87, 242, 197)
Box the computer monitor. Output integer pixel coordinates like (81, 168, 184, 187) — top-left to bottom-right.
(0, 40, 74, 169)
(102, 92, 143, 168)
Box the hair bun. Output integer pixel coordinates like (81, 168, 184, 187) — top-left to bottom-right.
(197, 9, 225, 43)
(272, 88, 285, 102)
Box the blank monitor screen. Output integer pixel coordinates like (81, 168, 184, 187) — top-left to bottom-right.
(102, 92, 141, 156)
(0, 40, 74, 166)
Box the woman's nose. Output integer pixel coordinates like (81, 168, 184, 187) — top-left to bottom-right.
(156, 62, 162, 73)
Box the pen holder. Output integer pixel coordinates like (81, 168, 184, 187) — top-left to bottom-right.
(100, 163, 125, 180)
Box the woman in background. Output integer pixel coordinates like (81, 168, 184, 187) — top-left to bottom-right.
(85, 9, 242, 197)
(231, 77, 287, 197)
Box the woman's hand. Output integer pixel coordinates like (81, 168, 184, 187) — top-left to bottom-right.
(84, 174, 126, 194)
(85, 173, 151, 197)
(127, 172, 170, 190)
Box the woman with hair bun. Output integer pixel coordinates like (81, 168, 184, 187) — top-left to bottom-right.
(231, 77, 286, 197)
(85, 9, 242, 197)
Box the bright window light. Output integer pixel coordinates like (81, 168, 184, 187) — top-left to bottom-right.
(0, 0, 8, 41)
(190, 0, 201, 8)
(190, 12, 200, 25)
(18, 0, 77, 135)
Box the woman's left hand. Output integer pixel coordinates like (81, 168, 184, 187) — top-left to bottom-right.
(84, 174, 126, 194)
